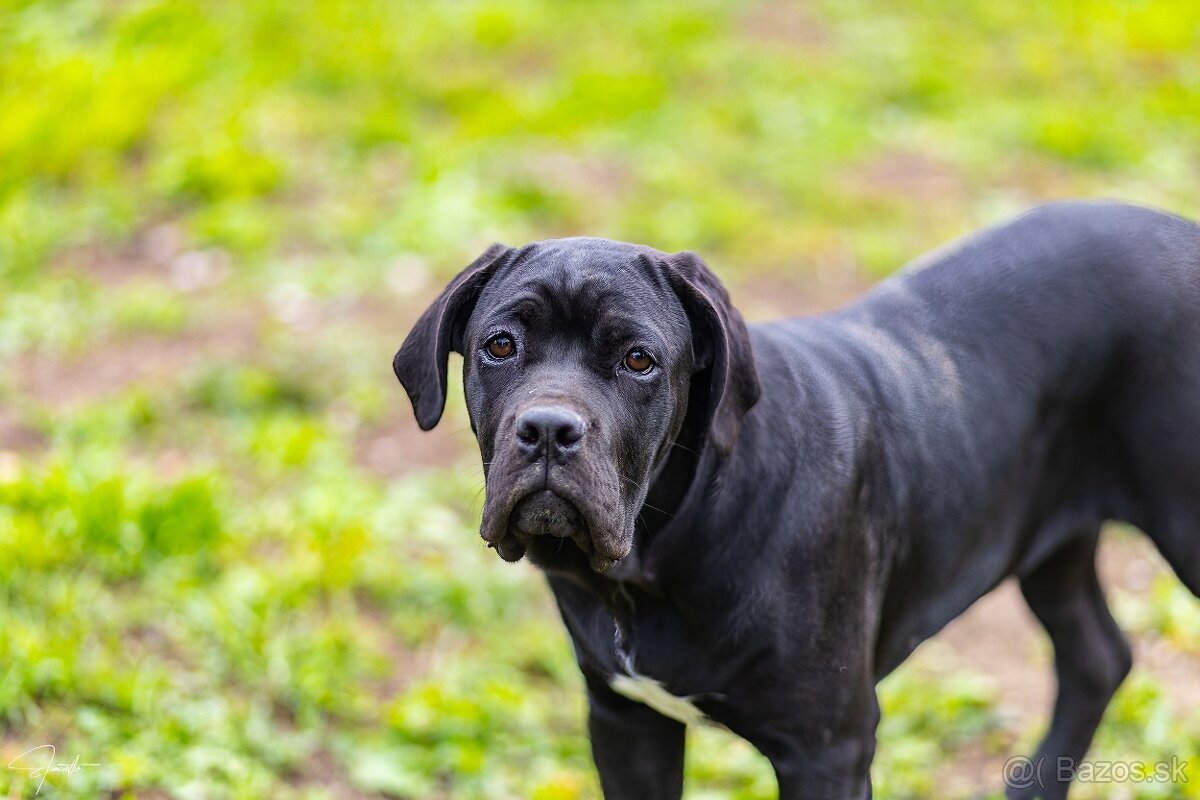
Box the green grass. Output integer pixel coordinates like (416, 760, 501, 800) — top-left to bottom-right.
(2, 0, 1200, 796)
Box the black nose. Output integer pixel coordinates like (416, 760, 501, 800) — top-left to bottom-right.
(515, 406, 585, 459)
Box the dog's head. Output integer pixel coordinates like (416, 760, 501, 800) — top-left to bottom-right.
(394, 238, 759, 572)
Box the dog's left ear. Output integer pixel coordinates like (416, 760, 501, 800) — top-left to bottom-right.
(662, 251, 760, 456)
(393, 243, 509, 430)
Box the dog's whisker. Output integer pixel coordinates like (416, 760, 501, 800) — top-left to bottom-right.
(668, 440, 700, 457)
(618, 474, 675, 518)
(640, 502, 674, 518)
(467, 486, 487, 517)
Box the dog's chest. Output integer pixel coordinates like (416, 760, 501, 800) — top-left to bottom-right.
(608, 663, 708, 726)
(607, 605, 711, 726)
(550, 575, 727, 726)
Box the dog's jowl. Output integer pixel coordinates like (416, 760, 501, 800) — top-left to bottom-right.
(394, 202, 1200, 799)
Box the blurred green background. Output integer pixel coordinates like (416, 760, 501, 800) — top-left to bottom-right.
(2, 0, 1200, 797)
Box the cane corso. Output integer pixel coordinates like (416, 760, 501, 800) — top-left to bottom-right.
(393, 201, 1200, 798)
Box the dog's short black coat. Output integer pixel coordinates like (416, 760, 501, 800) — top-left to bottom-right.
(394, 201, 1200, 799)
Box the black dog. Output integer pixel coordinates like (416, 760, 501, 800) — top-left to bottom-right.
(394, 201, 1200, 799)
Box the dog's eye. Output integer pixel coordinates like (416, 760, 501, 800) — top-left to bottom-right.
(623, 348, 654, 373)
(486, 334, 515, 359)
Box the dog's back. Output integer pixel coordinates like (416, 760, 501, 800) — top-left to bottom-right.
(755, 201, 1200, 669)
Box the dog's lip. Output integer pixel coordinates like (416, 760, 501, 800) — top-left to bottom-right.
(511, 488, 586, 538)
(590, 534, 629, 560)
(480, 480, 583, 544)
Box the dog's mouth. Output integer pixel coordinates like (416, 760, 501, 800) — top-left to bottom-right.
(512, 489, 584, 539)
(482, 482, 630, 572)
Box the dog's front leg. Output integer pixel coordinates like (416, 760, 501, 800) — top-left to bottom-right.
(770, 735, 875, 800)
(585, 673, 686, 800)
(751, 685, 880, 800)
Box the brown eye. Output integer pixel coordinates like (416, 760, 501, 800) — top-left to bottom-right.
(486, 334, 515, 359)
(624, 348, 653, 373)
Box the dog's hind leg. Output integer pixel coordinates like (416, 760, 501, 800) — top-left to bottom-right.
(1112, 377, 1200, 599)
(1118, 427, 1200, 599)
(1140, 512, 1200, 599)
(1007, 531, 1132, 800)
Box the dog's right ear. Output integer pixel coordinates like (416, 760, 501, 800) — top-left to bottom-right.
(393, 243, 509, 430)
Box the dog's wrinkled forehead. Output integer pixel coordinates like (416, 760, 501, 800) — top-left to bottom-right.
(471, 237, 688, 341)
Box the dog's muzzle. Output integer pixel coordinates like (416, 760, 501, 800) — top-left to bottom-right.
(482, 404, 631, 572)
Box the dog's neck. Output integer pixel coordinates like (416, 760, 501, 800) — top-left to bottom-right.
(590, 411, 711, 589)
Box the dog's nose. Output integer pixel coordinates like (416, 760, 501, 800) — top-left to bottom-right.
(515, 406, 585, 459)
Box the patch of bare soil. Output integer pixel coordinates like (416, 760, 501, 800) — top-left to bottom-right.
(284, 745, 388, 800)
(354, 411, 474, 478)
(740, 0, 830, 50)
(732, 268, 870, 322)
(995, 155, 1088, 201)
(840, 150, 968, 205)
(13, 223, 246, 418)
(15, 311, 260, 410)
(0, 407, 45, 452)
(52, 222, 233, 291)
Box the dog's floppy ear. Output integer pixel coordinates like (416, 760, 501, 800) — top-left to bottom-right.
(662, 251, 760, 456)
(393, 243, 509, 430)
